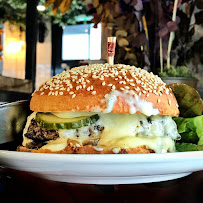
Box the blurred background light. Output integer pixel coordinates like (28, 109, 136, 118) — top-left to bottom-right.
(5, 41, 25, 54)
(37, 5, 46, 12)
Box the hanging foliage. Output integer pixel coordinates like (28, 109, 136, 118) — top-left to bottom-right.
(89, 0, 202, 74)
(0, 0, 26, 31)
(0, 0, 88, 30)
(42, 0, 88, 26)
(45, 0, 73, 15)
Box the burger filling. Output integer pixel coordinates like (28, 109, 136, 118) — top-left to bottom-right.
(23, 112, 180, 153)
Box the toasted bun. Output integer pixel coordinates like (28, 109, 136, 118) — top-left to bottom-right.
(18, 145, 154, 154)
(31, 64, 179, 116)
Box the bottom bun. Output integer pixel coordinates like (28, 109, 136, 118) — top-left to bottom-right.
(18, 144, 154, 154)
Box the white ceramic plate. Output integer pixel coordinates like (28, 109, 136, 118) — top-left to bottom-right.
(0, 150, 203, 184)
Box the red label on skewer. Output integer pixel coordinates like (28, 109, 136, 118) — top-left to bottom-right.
(108, 42, 116, 57)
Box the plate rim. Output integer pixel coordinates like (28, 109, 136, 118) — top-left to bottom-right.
(0, 150, 203, 163)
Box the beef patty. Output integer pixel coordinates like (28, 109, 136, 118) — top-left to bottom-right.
(25, 119, 59, 141)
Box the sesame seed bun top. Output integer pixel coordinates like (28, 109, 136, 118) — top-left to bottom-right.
(30, 64, 179, 116)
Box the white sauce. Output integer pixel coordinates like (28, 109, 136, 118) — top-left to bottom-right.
(112, 147, 120, 154)
(93, 147, 104, 151)
(104, 90, 159, 116)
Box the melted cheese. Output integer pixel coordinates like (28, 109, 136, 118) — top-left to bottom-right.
(22, 112, 179, 153)
(22, 112, 37, 147)
(41, 138, 68, 151)
(53, 111, 95, 118)
(96, 113, 175, 153)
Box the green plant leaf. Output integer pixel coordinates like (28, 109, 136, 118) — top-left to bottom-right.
(169, 83, 203, 117)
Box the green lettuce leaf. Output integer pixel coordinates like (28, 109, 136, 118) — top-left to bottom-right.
(175, 143, 203, 152)
(173, 116, 203, 145)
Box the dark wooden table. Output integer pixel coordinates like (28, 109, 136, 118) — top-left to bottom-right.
(0, 169, 202, 203)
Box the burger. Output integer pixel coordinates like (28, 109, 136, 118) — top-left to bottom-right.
(18, 64, 180, 154)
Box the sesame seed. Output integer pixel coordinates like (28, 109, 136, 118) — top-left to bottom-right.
(72, 94, 76, 98)
(48, 91, 52, 96)
(59, 92, 63, 95)
(112, 85, 116, 90)
(158, 98, 161, 103)
(92, 75, 97, 79)
(120, 87, 125, 91)
(168, 99, 171, 105)
(146, 93, 149, 97)
(138, 92, 142, 96)
(92, 91, 96, 95)
(55, 91, 58, 96)
(40, 92, 44, 95)
(108, 84, 113, 86)
(87, 86, 91, 91)
(124, 86, 130, 89)
(130, 83, 135, 86)
(102, 82, 106, 86)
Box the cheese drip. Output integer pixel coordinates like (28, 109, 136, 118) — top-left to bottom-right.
(22, 112, 179, 153)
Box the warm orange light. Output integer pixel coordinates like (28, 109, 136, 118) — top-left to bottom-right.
(18, 41, 25, 46)
(5, 41, 25, 54)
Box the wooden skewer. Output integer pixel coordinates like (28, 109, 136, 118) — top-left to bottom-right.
(107, 37, 116, 65)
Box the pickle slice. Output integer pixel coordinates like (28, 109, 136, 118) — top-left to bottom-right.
(36, 113, 99, 130)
